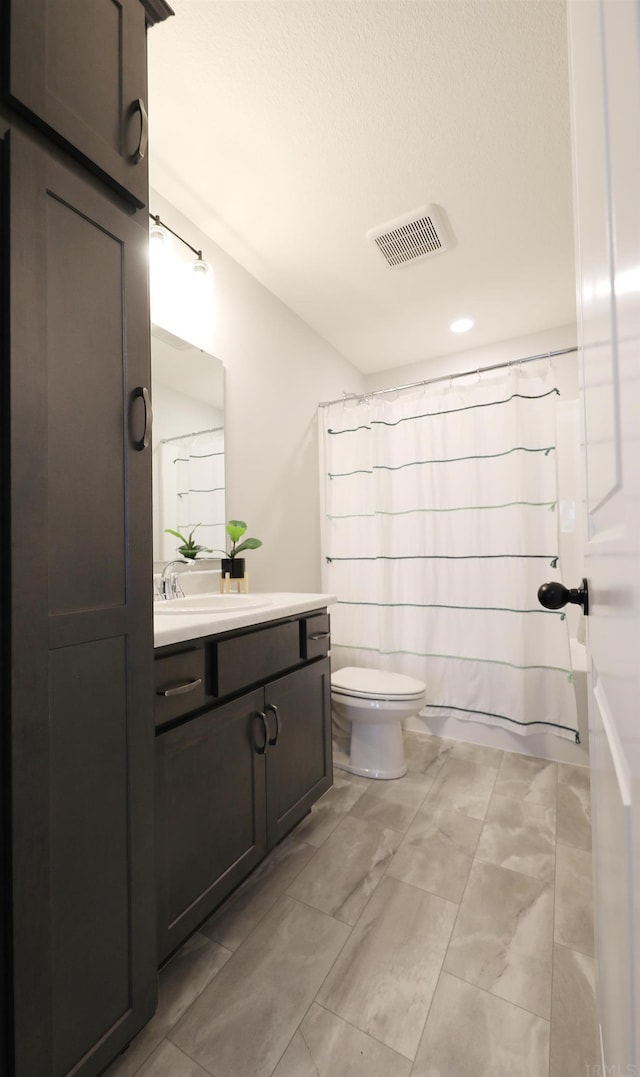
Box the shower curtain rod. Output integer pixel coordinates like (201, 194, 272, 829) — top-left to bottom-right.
(318, 345, 578, 408)
(160, 425, 223, 444)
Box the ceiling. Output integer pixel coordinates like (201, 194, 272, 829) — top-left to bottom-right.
(147, 0, 576, 375)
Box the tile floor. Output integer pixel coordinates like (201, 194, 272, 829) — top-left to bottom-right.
(105, 732, 597, 1077)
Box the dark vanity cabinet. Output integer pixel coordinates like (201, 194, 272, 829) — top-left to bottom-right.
(155, 612, 332, 962)
(3, 0, 159, 207)
(0, 3, 172, 1075)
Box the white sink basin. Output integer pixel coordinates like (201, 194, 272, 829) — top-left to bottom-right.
(154, 593, 272, 615)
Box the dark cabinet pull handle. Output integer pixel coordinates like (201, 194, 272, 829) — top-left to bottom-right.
(131, 98, 148, 163)
(133, 386, 152, 450)
(254, 711, 269, 755)
(309, 632, 330, 640)
(538, 578, 589, 616)
(157, 677, 202, 698)
(265, 703, 280, 746)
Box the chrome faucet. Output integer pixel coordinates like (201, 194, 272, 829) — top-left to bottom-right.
(161, 559, 188, 599)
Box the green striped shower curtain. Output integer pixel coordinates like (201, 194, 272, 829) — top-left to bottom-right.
(319, 365, 579, 742)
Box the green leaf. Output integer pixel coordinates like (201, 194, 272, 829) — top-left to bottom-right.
(225, 520, 247, 543)
(165, 527, 188, 543)
(232, 537, 262, 556)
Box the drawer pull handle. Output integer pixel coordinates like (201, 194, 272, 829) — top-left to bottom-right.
(265, 703, 281, 746)
(309, 632, 330, 640)
(254, 711, 269, 755)
(157, 678, 202, 698)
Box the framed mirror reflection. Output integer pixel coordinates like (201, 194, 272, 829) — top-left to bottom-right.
(151, 324, 225, 564)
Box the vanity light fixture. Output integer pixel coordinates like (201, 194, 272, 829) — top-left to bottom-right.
(450, 317, 474, 333)
(192, 252, 208, 275)
(149, 214, 166, 245)
(148, 211, 209, 274)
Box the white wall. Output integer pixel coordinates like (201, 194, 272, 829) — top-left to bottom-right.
(149, 189, 364, 591)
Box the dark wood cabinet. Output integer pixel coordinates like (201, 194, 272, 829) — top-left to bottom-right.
(2, 0, 163, 207)
(3, 126, 156, 1077)
(0, 2, 172, 1074)
(265, 658, 332, 847)
(155, 616, 332, 962)
(156, 688, 268, 962)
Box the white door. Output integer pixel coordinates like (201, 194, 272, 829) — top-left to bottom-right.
(568, 0, 640, 1070)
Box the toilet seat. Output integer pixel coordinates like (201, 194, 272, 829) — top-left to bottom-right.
(331, 666, 425, 702)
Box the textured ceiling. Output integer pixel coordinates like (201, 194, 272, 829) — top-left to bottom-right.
(147, 0, 576, 374)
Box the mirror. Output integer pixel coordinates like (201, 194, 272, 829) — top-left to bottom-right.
(151, 324, 225, 564)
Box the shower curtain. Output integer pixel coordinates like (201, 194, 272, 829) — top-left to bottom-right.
(320, 364, 579, 742)
(158, 429, 226, 561)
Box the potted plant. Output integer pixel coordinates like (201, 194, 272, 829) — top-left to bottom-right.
(164, 524, 212, 561)
(214, 519, 262, 579)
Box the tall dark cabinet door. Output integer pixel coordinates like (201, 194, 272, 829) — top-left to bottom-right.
(4, 0, 149, 207)
(265, 659, 333, 847)
(5, 129, 155, 1077)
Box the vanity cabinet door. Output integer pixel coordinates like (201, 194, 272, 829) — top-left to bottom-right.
(5, 129, 155, 1077)
(155, 689, 268, 963)
(265, 658, 333, 847)
(4, 0, 150, 206)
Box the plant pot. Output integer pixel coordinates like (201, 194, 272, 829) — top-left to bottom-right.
(221, 557, 246, 579)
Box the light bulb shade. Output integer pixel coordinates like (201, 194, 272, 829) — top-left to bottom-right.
(193, 254, 208, 275)
(150, 225, 164, 241)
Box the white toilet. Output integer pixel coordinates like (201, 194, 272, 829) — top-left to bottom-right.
(331, 666, 427, 780)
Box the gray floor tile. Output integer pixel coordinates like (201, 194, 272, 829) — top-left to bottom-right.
(403, 732, 452, 780)
(271, 1003, 412, 1077)
(443, 860, 554, 1019)
(413, 972, 550, 1077)
(170, 896, 350, 1077)
(422, 756, 498, 820)
(556, 766, 591, 850)
(348, 771, 431, 833)
(549, 944, 598, 1077)
(450, 740, 505, 768)
(286, 814, 402, 925)
(317, 876, 457, 1060)
(200, 830, 316, 951)
(134, 1041, 211, 1077)
(294, 771, 369, 847)
(555, 843, 594, 956)
(494, 753, 557, 807)
(476, 794, 556, 881)
(110, 744, 595, 1077)
(104, 932, 230, 1077)
(387, 808, 482, 903)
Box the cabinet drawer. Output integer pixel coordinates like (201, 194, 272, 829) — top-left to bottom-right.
(155, 649, 207, 727)
(214, 621, 300, 698)
(301, 613, 331, 660)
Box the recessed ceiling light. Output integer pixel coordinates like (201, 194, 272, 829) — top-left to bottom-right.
(450, 318, 474, 333)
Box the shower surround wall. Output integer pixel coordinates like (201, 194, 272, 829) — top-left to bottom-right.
(353, 325, 587, 767)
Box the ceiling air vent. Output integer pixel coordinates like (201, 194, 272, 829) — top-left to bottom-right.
(367, 204, 452, 269)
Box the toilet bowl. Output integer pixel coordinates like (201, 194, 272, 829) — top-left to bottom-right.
(331, 666, 426, 780)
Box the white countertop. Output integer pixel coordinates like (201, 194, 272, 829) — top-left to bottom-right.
(154, 592, 336, 648)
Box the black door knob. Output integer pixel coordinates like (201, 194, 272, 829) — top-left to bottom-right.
(537, 578, 589, 616)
